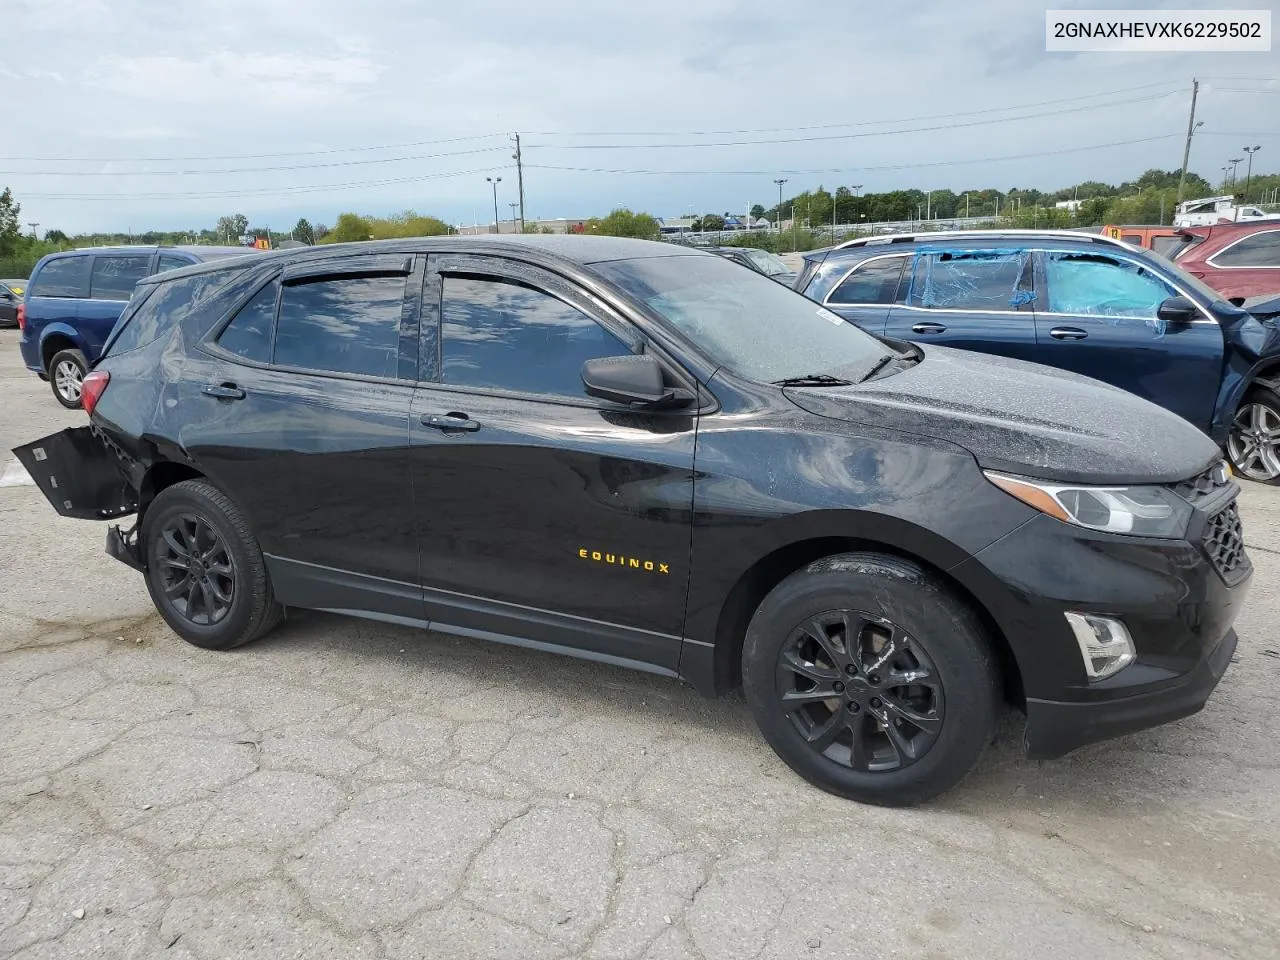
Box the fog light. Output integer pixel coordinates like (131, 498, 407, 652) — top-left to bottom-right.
(1064, 613, 1136, 680)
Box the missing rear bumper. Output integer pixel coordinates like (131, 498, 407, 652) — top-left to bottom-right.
(106, 523, 145, 573)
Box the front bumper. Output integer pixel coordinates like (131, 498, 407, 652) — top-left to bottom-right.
(1024, 628, 1238, 759)
(951, 491, 1251, 760)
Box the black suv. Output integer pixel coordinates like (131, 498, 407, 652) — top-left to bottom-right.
(15, 237, 1251, 806)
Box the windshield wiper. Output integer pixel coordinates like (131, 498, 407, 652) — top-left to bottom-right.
(771, 373, 853, 387)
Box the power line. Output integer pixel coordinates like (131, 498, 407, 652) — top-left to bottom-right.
(0, 132, 509, 164)
(526, 81, 1186, 137)
(523, 93, 1178, 150)
(19, 165, 513, 201)
(523, 134, 1180, 177)
(0, 145, 508, 177)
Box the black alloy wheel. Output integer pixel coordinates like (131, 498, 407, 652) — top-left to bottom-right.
(742, 552, 998, 807)
(777, 610, 943, 772)
(152, 513, 236, 626)
(141, 479, 283, 650)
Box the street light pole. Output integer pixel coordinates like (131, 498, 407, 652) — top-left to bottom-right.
(1242, 145, 1262, 205)
(485, 176, 502, 234)
(1228, 158, 1244, 189)
(509, 202, 519, 233)
(773, 178, 788, 238)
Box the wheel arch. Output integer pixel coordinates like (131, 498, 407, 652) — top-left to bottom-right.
(39, 325, 83, 368)
(138, 460, 207, 521)
(688, 529, 1024, 708)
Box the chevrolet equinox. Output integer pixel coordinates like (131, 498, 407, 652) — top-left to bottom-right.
(14, 236, 1252, 806)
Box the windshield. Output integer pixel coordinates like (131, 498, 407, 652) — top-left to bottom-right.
(593, 254, 887, 382)
(740, 248, 792, 276)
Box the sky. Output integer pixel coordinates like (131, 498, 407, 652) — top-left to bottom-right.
(3, 0, 1278, 234)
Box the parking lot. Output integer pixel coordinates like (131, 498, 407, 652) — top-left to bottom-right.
(1, 325, 1278, 959)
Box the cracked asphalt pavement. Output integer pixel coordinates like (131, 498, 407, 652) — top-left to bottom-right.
(2, 328, 1278, 959)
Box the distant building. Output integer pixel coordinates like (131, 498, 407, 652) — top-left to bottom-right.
(1055, 200, 1084, 213)
(658, 217, 698, 235)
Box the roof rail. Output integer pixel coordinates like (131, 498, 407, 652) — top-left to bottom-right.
(830, 229, 1132, 252)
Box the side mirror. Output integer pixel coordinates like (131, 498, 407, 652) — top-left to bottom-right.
(0, 292, 12, 301)
(582, 354, 685, 407)
(1156, 295, 1197, 323)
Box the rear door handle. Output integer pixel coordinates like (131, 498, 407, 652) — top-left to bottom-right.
(1049, 327, 1088, 341)
(423, 412, 481, 432)
(202, 383, 246, 400)
(911, 322, 947, 335)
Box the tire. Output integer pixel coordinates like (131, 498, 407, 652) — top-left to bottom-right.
(48, 348, 88, 409)
(1227, 386, 1280, 485)
(141, 479, 283, 650)
(742, 552, 999, 807)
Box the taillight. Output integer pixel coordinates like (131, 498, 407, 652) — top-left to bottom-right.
(81, 370, 110, 416)
(15, 304, 24, 330)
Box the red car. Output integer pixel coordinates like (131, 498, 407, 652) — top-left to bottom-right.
(1170, 221, 1280, 302)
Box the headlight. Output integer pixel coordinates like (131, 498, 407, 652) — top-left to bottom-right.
(984, 471, 1193, 538)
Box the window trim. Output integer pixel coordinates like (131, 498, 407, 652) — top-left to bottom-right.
(820, 253, 910, 308)
(424, 252, 701, 411)
(200, 261, 419, 385)
(1204, 228, 1280, 270)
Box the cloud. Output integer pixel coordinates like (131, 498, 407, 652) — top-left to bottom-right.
(3, 0, 1276, 233)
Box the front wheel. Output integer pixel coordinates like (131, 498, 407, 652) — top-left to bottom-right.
(48, 348, 87, 409)
(742, 553, 998, 807)
(1227, 386, 1280, 485)
(141, 479, 283, 650)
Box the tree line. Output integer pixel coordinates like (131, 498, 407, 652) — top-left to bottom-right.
(2, 165, 1277, 275)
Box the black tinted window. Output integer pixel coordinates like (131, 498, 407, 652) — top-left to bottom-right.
(1213, 230, 1280, 267)
(441, 276, 630, 397)
(828, 257, 906, 305)
(216, 282, 277, 363)
(90, 256, 150, 301)
(906, 251, 1030, 311)
(108, 271, 233, 357)
(158, 255, 191, 272)
(31, 256, 90, 298)
(273, 275, 404, 377)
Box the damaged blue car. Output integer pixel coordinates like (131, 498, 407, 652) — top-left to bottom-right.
(795, 230, 1280, 484)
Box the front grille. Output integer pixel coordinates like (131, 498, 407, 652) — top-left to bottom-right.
(1202, 500, 1250, 583)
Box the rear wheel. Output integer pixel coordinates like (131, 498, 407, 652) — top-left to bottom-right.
(48, 348, 87, 409)
(141, 479, 282, 650)
(742, 553, 999, 807)
(1227, 386, 1280, 485)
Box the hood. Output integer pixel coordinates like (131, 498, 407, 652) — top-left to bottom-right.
(1247, 295, 1280, 322)
(769, 271, 799, 286)
(784, 345, 1221, 485)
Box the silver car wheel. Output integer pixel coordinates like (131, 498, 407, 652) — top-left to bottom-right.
(1228, 401, 1280, 482)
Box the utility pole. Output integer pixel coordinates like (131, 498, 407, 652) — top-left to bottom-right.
(773, 178, 788, 237)
(511, 134, 526, 232)
(1176, 78, 1200, 206)
(1242, 145, 1262, 205)
(486, 176, 502, 234)
(27, 222, 39, 239)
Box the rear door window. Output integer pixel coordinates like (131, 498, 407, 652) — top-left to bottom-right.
(273, 275, 405, 378)
(906, 250, 1032, 311)
(1210, 230, 1280, 267)
(30, 257, 91, 298)
(827, 256, 906, 305)
(90, 256, 150, 301)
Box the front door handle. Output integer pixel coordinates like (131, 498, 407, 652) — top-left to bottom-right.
(202, 383, 246, 401)
(1049, 327, 1088, 341)
(911, 322, 947, 335)
(423, 412, 481, 432)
